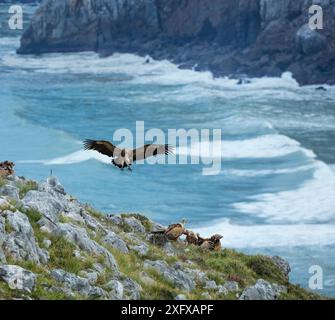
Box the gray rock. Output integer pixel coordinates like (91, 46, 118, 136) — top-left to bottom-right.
(269, 256, 291, 278)
(0, 216, 7, 263)
(53, 223, 118, 270)
(51, 269, 90, 291)
(123, 217, 145, 233)
(144, 260, 196, 292)
(87, 286, 106, 299)
(129, 243, 149, 256)
(82, 211, 105, 232)
(204, 280, 217, 290)
(163, 242, 175, 255)
(3, 210, 48, 264)
(108, 215, 123, 226)
(50, 269, 106, 298)
(106, 279, 124, 300)
(217, 285, 229, 296)
(296, 24, 327, 55)
(175, 294, 187, 300)
(23, 190, 66, 222)
(0, 248, 6, 264)
(123, 277, 142, 300)
(183, 268, 208, 285)
(102, 231, 129, 253)
(0, 185, 19, 201)
(224, 281, 239, 293)
(239, 279, 287, 300)
(0, 265, 36, 293)
(79, 271, 99, 285)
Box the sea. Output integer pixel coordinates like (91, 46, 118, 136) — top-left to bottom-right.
(1, 4, 335, 296)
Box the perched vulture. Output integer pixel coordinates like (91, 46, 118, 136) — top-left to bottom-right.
(200, 234, 223, 251)
(184, 230, 199, 245)
(0, 161, 15, 177)
(83, 139, 173, 171)
(165, 219, 187, 241)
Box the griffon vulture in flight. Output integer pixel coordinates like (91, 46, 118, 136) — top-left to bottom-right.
(83, 139, 173, 171)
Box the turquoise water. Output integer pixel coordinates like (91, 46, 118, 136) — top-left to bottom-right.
(1, 4, 335, 296)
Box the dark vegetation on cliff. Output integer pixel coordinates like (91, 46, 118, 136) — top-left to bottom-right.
(17, 0, 335, 85)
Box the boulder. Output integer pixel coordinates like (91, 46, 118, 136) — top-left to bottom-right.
(0, 185, 19, 201)
(204, 280, 218, 290)
(102, 231, 129, 253)
(269, 256, 291, 278)
(3, 210, 48, 264)
(50, 269, 106, 298)
(122, 277, 142, 300)
(224, 281, 239, 293)
(144, 260, 196, 292)
(53, 223, 118, 270)
(296, 24, 327, 55)
(0, 265, 36, 293)
(123, 217, 146, 233)
(106, 279, 124, 300)
(23, 190, 66, 223)
(239, 279, 287, 300)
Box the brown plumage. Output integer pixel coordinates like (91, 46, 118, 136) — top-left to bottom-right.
(0, 161, 15, 177)
(165, 219, 187, 241)
(184, 230, 199, 245)
(200, 234, 223, 251)
(83, 139, 173, 171)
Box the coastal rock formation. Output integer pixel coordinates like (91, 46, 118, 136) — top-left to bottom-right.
(0, 172, 323, 300)
(0, 265, 36, 293)
(239, 279, 287, 300)
(17, 0, 335, 85)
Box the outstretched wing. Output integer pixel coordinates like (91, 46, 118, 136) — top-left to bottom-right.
(83, 140, 119, 157)
(132, 144, 174, 162)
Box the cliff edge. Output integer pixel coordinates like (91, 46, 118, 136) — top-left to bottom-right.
(17, 0, 335, 85)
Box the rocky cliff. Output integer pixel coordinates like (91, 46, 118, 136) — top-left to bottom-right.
(17, 0, 335, 85)
(0, 172, 323, 300)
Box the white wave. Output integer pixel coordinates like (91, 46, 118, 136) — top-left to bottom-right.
(0, 37, 19, 46)
(221, 164, 315, 177)
(1, 48, 300, 89)
(177, 134, 315, 159)
(194, 219, 335, 248)
(19, 150, 111, 166)
(233, 161, 335, 223)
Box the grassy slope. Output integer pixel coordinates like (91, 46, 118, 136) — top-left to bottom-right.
(0, 178, 324, 300)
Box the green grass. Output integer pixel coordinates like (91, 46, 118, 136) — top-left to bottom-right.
(85, 206, 105, 222)
(48, 235, 94, 274)
(17, 180, 38, 198)
(4, 220, 15, 233)
(0, 176, 6, 188)
(121, 213, 153, 232)
(280, 284, 325, 300)
(1, 189, 326, 301)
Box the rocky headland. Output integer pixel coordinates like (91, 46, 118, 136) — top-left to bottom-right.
(17, 0, 335, 85)
(0, 167, 323, 300)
